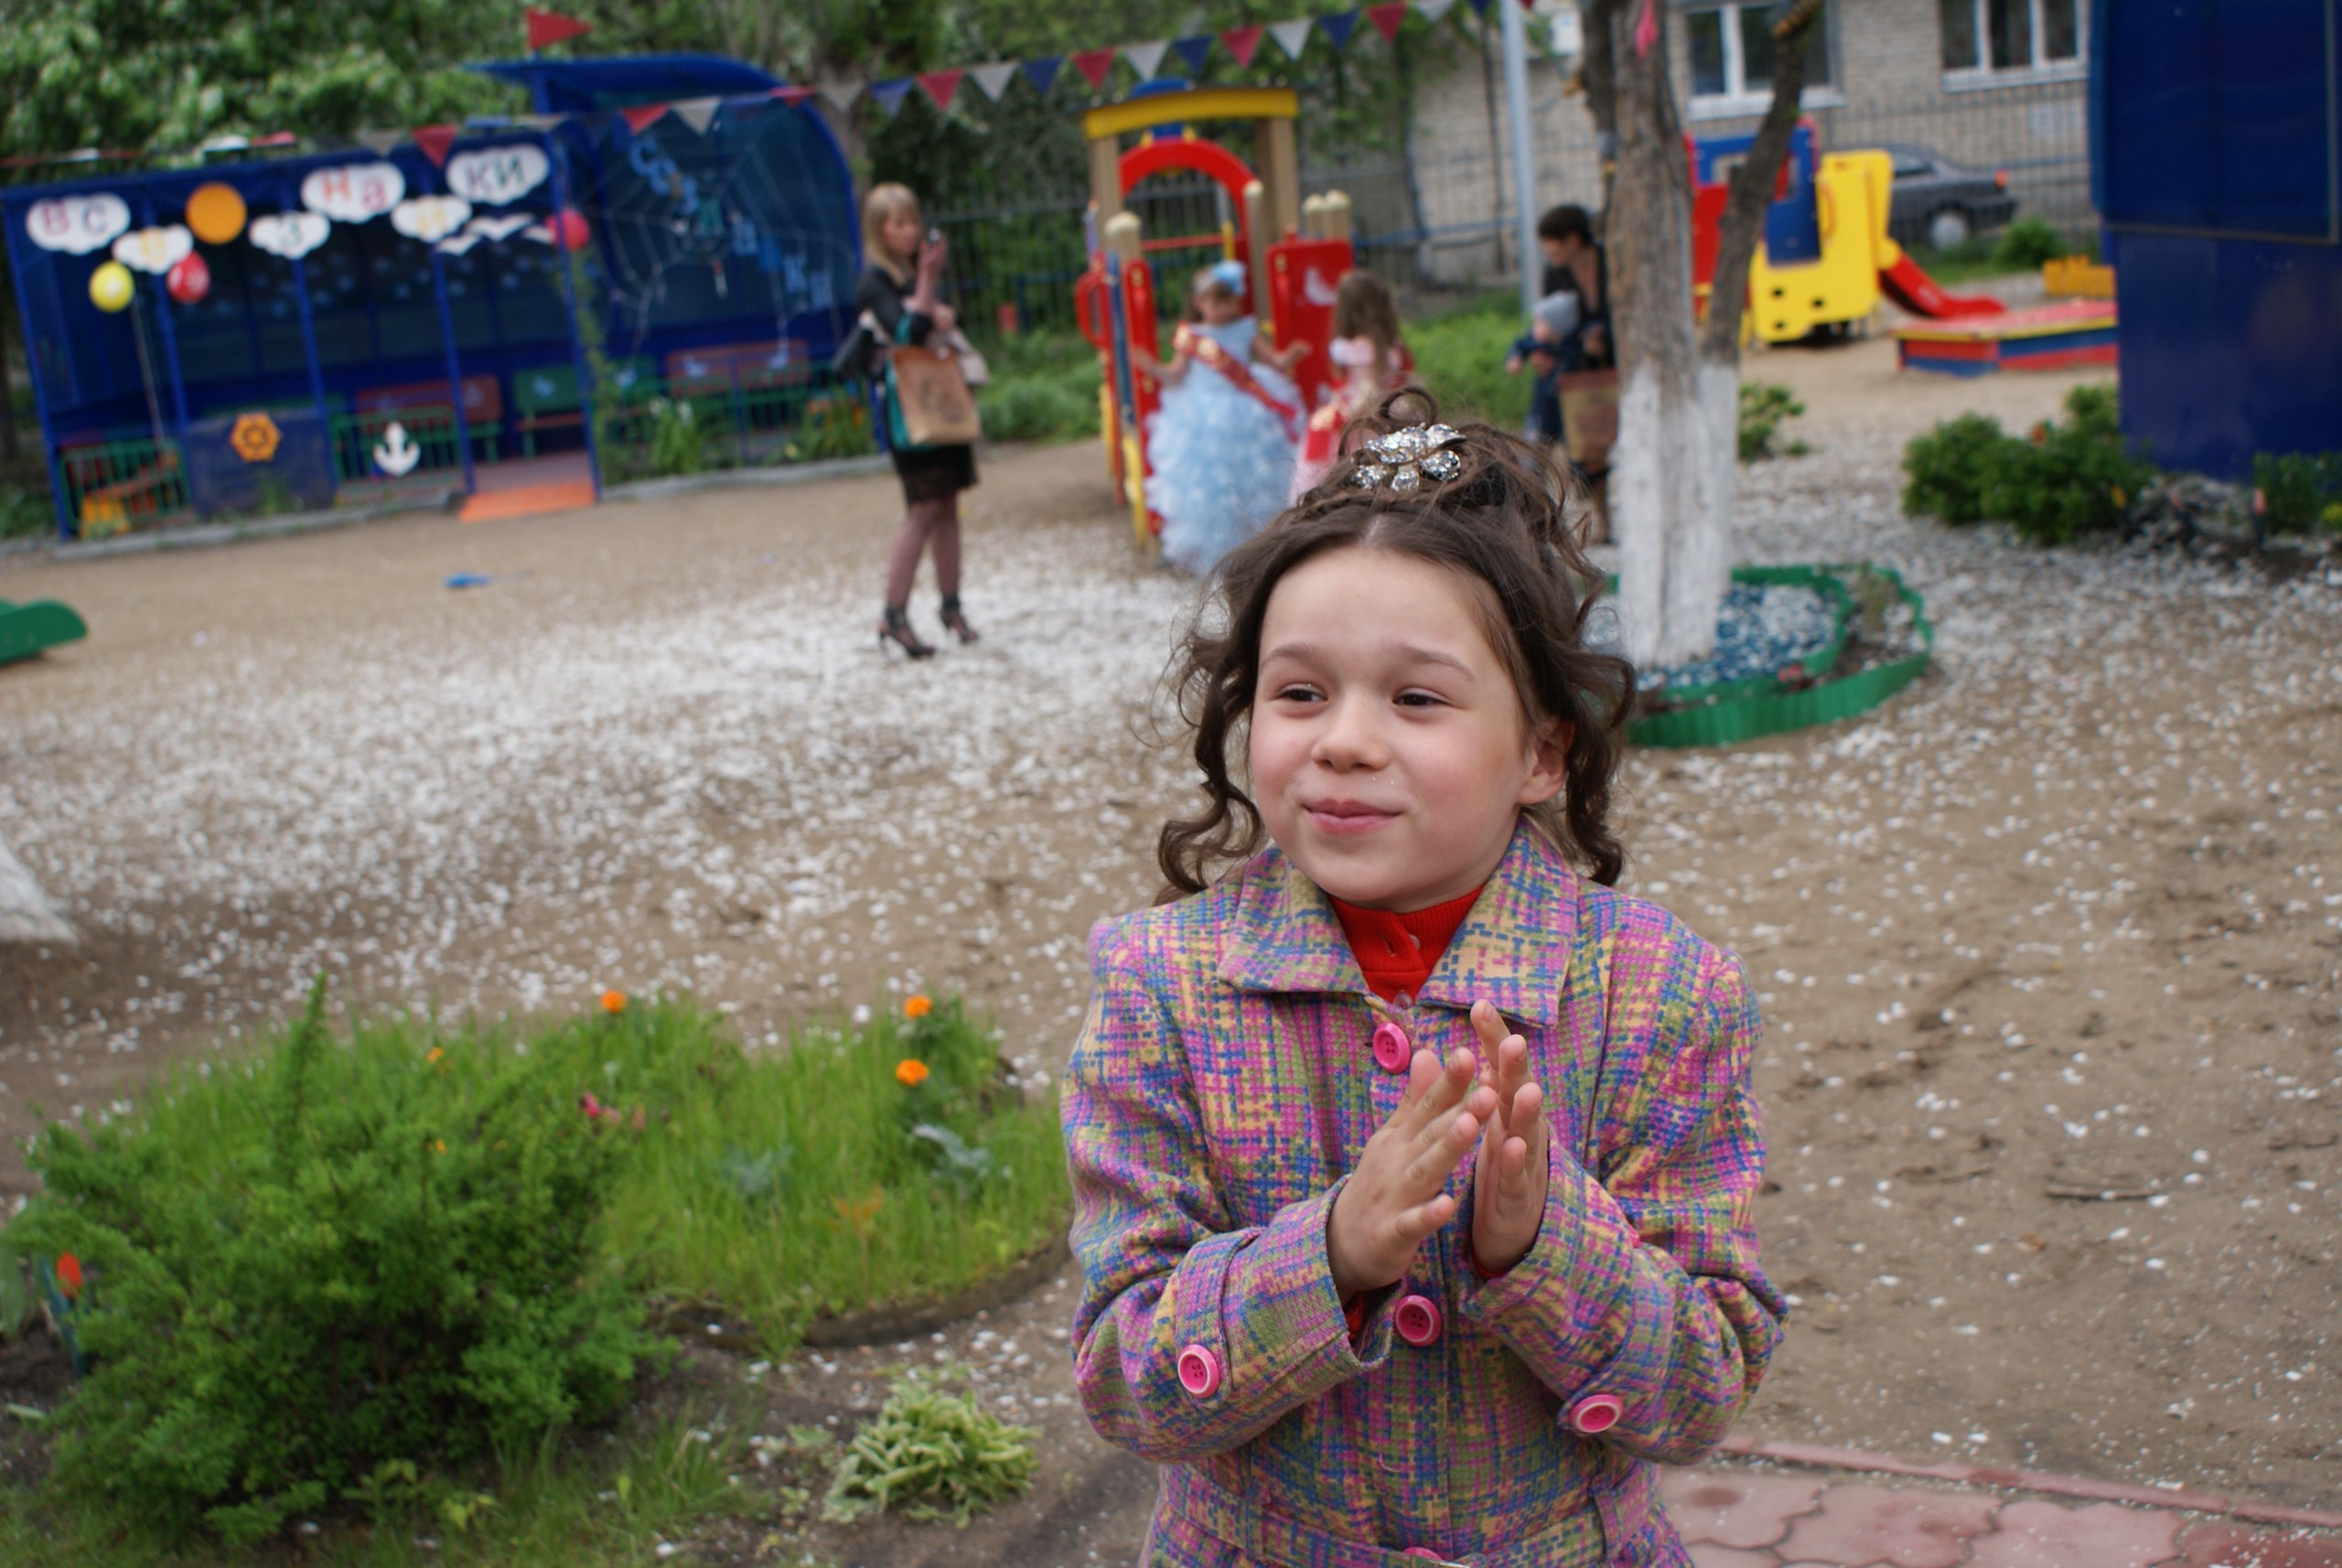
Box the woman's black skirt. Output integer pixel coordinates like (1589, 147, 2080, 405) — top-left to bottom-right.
(892, 442, 977, 504)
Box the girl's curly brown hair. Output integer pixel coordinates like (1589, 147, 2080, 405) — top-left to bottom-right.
(1156, 389, 1634, 901)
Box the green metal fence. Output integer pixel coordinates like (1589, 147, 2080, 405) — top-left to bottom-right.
(330, 405, 496, 491)
(593, 368, 874, 482)
(59, 435, 192, 537)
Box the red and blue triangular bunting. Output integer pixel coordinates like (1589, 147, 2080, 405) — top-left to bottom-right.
(867, 78, 915, 117)
(768, 85, 815, 107)
(1022, 56, 1064, 95)
(619, 103, 668, 134)
(1367, 3, 1408, 41)
(1172, 35, 1215, 76)
(1269, 17, 1316, 58)
(1222, 24, 1265, 65)
(971, 62, 1020, 101)
(1318, 10, 1361, 49)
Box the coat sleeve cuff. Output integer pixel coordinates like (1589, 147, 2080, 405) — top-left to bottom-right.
(1460, 1147, 1647, 1389)
(1171, 1179, 1390, 1409)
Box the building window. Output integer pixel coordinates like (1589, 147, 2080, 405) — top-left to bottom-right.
(1940, 0, 2083, 77)
(1686, 3, 1832, 106)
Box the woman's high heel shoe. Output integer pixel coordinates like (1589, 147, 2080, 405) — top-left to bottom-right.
(877, 605, 936, 660)
(939, 594, 981, 645)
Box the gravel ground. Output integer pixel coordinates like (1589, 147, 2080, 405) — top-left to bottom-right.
(1, 335, 2337, 1558)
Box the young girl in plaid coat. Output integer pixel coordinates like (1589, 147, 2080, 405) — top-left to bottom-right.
(1063, 398, 1786, 1567)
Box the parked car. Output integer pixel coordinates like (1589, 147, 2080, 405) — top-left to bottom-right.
(1883, 144, 2018, 252)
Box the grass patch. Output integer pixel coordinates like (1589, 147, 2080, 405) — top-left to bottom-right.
(594, 993, 1069, 1344)
(0, 1405, 765, 1567)
(3, 989, 1064, 1548)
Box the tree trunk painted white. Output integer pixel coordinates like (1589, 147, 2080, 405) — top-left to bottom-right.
(0, 835, 73, 945)
(1661, 359, 1738, 664)
(1600, 0, 1820, 672)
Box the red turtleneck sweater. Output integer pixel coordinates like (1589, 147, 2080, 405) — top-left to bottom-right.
(1329, 887, 1483, 1001)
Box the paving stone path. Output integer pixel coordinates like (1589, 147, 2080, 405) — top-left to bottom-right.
(1663, 1460, 2342, 1568)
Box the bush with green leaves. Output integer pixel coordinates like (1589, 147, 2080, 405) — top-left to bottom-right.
(1737, 381, 1810, 461)
(1900, 386, 2150, 544)
(824, 1373, 1037, 1522)
(1405, 293, 1531, 429)
(645, 397, 704, 477)
(6, 980, 645, 1546)
(976, 368, 1100, 444)
(2251, 450, 2342, 536)
(1, 485, 53, 540)
(785, 392, 878, 463)
(1992, 215, 2068, 272)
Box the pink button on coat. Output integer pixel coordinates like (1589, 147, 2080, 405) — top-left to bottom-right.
(1064, 825, 1786, 1566)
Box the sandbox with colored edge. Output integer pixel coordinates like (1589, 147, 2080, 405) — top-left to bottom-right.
(1625, 564, 1931, 749)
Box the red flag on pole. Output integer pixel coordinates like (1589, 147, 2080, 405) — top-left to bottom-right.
(526, 7, 593, 50)
(619, 103, 669, 134)
(411, 124, 459, 168)
(1220, 25, 1265, 66)
(1367, 3, 1409, 42)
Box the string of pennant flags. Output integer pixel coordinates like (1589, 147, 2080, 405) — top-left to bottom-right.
(0, 0, 1544, 173)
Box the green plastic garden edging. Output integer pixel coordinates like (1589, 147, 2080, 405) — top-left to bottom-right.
(1625, 564, 1932, 749)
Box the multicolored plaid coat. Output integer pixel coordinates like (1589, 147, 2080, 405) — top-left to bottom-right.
(1064, 824, 1784, 1568)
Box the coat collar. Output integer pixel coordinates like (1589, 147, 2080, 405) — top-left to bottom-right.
(1216, 821, 1581, 1025)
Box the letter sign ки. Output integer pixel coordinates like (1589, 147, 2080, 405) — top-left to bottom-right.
(301, 163, 406, 224)
(446, 145, 551, 206)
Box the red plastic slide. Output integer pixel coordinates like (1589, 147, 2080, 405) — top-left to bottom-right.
(1879, 253, 2005, 318)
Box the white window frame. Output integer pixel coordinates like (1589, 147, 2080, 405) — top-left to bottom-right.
(1941, 0, 2090, 91)
(1681, 1, 1843, 123)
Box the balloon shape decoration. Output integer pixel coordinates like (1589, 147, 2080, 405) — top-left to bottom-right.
(551, 208, 592, 252)
(89, 260, 134, 313)
(185, 182, 247, 245)
(167, 252, 211, 305)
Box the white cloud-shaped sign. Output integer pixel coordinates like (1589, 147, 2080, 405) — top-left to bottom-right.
(249, 211, 330, 260)
(446, 145, 550, 207)
(25, 194, 131, 255)
(465, 214, 532, 242)
(391, 197, 472, 245)
(113, 225, 194, 276)
(301, 162, 405, 223)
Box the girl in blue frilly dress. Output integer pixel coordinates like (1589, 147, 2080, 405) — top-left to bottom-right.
(1141, 261, 1305, 575)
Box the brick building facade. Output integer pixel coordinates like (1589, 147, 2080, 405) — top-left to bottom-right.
(1384, 0, 2092, 286)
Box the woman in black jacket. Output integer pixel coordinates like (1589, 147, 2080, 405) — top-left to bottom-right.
(859, 183, 978, 659)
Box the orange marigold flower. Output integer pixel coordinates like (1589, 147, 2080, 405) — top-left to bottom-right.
(431, 1139, 447, 1155)
(55, 1254, 82, 1300)
(424, 1046, 446, 1067)
(895, 1058, 930, 1088)
(600, 989, 627, 1014)
(904, 994, 933, 1019)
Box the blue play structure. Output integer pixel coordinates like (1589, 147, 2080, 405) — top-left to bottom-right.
(2092, 0, 2341, 480)
(2, 55, 859, 537)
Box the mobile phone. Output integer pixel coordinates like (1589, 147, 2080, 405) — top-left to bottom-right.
(928, 228, 942, 244)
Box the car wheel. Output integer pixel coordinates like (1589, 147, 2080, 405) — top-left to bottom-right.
(1926, 208, 1971, 251)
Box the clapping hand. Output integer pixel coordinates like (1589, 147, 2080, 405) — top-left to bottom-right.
(1468, 1001, 1550, 1274)
(1327, 1047, 1495, 1298)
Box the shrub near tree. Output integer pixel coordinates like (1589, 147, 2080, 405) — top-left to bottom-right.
(1901, 385, 2153, 544)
